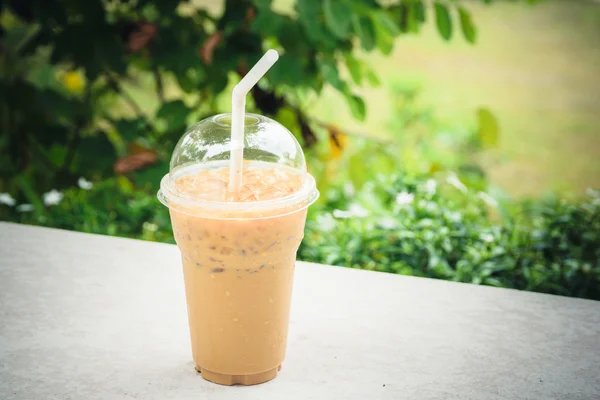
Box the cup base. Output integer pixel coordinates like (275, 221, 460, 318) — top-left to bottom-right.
(196, 365, 281, 386)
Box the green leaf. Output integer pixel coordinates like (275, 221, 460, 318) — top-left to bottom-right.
(152, 24, 203, 77)
(34, 124, 70, 147)
(15, 175, 44, 214)
(318, 58, 344, 91)
(115, 118, 147, 143)
(156, 100, 191, 132)
(253, 0, 272, 9)
(389, 1, 426, 34)
(277, 19, 311, 53)
(352, 15, 376, 51)
(434, 2, 452, 41)
(372, 149, 397, 177)
(176, 67, 207, 93)
(76, 132, 117, 175)
(134, 161, 169, 191)
(38, 90, 76, 122)
(364, 66, 381, 87)
(404, 4, 417, 34)
(415, 1, 426, 23)
(51, 25, 125, 80)
(477, 107, 499, 148)
(27, 63, 56, 90)
(154, 0, 182, 14)
(141, 3, 160, 22)
(297, 0, 335, 47)
(373, 11, 400, 37)
(47, 145, 68, 167)
(269, 53, 307, 86)
(373, 15, 395, 55)
(251, 8, 285, 37)
(323, 0, 353, 39)
(205, 69, 229, 96)
(458, 7, 477, 44)
(349, 152, 369, 188)
(345, 93, 366, 121)
(275, 107, 302, 144)
(344, 54, 363, 85)
(1, 25, 39, 54)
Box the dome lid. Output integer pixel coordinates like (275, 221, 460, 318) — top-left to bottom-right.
(157, 113, 318, 218)
(169, 113, 306, 175)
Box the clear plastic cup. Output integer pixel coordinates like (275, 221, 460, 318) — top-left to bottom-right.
(158, 113, 318, 385)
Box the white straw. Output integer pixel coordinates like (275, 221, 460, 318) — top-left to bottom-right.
(228, 49, 279, 192)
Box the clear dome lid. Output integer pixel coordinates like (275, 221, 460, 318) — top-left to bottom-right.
(169, 113, 307, 174)
(158, 113, 318, 218)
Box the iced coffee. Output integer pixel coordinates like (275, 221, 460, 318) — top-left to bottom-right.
(158, 113, 318, 385)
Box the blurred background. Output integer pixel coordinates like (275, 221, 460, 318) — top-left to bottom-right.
(1, 0, 599, 299)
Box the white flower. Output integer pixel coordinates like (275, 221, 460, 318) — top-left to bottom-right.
(477, 192, 498, 207)
(378, 217, 397, 230)
(423, 179, 437, 196)
(316, 213, 336, 232)
(343, 182, 355, 198)
(447, 211, 462, 223)
(446, 173, 467, 193)
(349, 204, 369, 217)
(143, 222, 158, 232)
(43, 190, 64, 206)
(480, 233, 494, 243)
(424, 201, 438, 214)
(587, 188, 600, 206)
(78, 177, 93, 190)
(586, 188, 599, 197)
(0, 193, 16, 206)
(16, 204, 34, 212)
(395, 192, 414, 206)
(333, 204, 369, 219)
(333, 209, 352, 219)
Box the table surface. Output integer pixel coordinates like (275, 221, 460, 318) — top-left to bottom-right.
(1, 222, 599, 400)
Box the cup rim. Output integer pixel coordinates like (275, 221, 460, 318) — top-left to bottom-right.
(211, 113, 261, 128)
(157, 162, 319, 220)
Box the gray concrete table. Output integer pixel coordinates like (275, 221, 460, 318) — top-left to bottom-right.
(0, 222, 599, 400)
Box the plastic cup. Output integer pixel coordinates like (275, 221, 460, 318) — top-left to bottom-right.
(158, 113, 318, 385)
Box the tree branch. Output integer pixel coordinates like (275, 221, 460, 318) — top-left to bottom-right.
(105, 73, 144, 117)
(235, 69, 394, 147)
(282, 96, 394, 146)
(61, 130, 81, 172)
(152, 66, 165, 104)
(311, 118, 395, 145)
(104, 73, 154, 131)
(192, 89, 210, 110)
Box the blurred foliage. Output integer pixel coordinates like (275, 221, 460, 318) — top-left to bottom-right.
(0, 0, 526, 205)
(300, 175, 600, 300)
(4, 157, 598, 300)
(10, 177, 174, 243)
(6, 0, 593, 302)
(3, 79, 598, 300)
(315, 83, 492, 198)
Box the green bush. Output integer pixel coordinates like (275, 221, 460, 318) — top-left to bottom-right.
(2, 178, 174, 244)
(4, 171, 598, 299)
(299, 175, 600, 300)
(5, 0, 592, 301)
